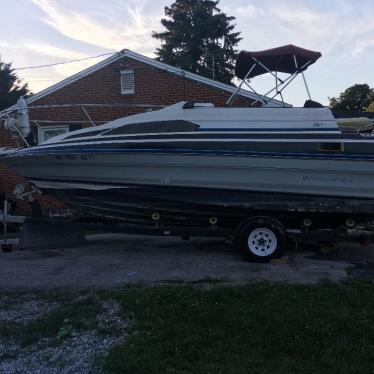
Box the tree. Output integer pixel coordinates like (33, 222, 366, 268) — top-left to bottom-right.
(329, 84, 374, 111)
(367, 100, 374, 112)
(153, 0, 242, 84)
(0, 57, 31, 111)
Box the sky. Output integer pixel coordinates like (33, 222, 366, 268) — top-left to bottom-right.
(1, 0, 374, 106)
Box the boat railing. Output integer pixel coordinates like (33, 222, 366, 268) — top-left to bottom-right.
(336, 117, 374, 135)
(358, 121, 374, 136)
(0, 101, 166, 148)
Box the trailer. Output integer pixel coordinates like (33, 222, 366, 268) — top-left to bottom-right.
(2, 199, 374, 262)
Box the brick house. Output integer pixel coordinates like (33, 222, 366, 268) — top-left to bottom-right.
(0, 49, 282, 214)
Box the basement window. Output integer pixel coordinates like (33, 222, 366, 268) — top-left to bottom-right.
(38, 125, 69, 144)
(121, 69, 135, 94)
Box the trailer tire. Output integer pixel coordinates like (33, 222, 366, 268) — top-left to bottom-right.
(236, 217, 287, 262)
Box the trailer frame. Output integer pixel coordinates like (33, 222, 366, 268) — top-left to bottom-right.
(2, 198, 374, 260)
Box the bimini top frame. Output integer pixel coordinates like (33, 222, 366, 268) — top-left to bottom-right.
(227, 44, 322, 107)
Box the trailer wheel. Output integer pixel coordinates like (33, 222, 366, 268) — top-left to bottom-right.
(236, 217, 287, 262)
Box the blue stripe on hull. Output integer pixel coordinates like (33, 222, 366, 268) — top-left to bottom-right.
(199, 128, 338, 132)
(11, 147, 374, 161)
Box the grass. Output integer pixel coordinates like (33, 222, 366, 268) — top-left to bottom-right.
(1, 282, 374, 373)
(103, 282, 374, 374)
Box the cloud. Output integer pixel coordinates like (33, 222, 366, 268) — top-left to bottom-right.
(3, 0, 374, 104)
(19, 42, 110, 88)
(21, 42, 88, 60)
(352, 39, 374, 58)
(226, 0, 374, 104)
(0, 39, 110, 93)
(234, 5, 258, 18)
(228, 1, 374, 59)
(1, 0, 166, 94)
(31, 0, 161, 54)
(268, 2, 374, 58)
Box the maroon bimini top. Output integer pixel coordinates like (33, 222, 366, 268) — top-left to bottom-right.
(235, 44, 322, 79)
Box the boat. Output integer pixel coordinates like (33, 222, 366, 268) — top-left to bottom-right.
(2, 44, 374, 260)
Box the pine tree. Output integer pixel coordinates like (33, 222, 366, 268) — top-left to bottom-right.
(153, 0, 242, 84)
(0, 57, 30, 111)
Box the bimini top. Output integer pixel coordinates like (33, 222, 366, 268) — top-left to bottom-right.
(235, 44, 322, 79)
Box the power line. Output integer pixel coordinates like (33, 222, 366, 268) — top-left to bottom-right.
(14, 52, 117, 71)
(18, 75, 66, 78)
(25, 79, 62, 82)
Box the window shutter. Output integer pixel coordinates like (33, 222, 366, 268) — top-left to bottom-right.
(121, 70, 135, 94)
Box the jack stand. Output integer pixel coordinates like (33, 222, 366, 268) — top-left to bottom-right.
(2, 200, 13, 252)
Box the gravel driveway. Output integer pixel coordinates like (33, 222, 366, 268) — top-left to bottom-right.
(1, 233, 373, 289)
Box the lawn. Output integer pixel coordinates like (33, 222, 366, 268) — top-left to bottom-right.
(1, 282, 374, 373)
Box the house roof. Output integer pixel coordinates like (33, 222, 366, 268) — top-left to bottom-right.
(2, 49, 288, 112)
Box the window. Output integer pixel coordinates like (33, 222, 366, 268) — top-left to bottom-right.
(121, 69, 135, 94)
(103, 120, 199, 136)
(38, 125, 69, 144)
(65, 129, 106, 140)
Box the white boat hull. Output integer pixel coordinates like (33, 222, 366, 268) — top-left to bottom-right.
(5, 152, 374, 199)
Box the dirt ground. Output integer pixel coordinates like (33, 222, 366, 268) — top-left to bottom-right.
(0, 233, 373, 289)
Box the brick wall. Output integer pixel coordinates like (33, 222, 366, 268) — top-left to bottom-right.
(28, 57, 253, 122)
(0, 56, 254, 213)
